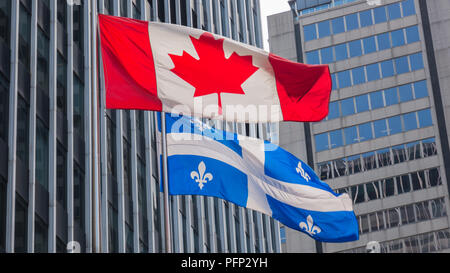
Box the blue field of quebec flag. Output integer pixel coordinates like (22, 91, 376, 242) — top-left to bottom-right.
(159, 113, 359, 243)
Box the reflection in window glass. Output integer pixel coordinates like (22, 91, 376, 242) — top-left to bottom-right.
(318, 20, 331, 38)
(391, 29, 405, 47)
(381, 59, 395, 78)
(337, 70, 351, 89)
(370, 91, 384, 110)
(306, 50, 320, 65)
(366, 63, 380, 82)
(410, 53, 424, 71)
(348, 40, 362, 57)
(395, 56, 410, 74)
(331, 73, 337, 90)
(334, 43, 348, 61)
(392, 145, 406, 164)
(359, 10, 373, 27)
(388, 116, 403, 135)
(387, 3, 402, 20)
(345, 13, 359, 31)
(373, 6, 387, 23)
(304, 24, 317, 41)
(355, 95, 370, 113)
(327, 101, 340, 120)
(351, 67, 366, 85)
(329, 130, 344, 149)
(315, 133, 329, 152)
(332, 17, 345, 35)
(403, 112, 418, 131)
(377, 32, 391, 50)
(374, 119, 388, 138)
(363, 36, 377, 54)
(399, 84, 413, 102)
(366, 181, 379, 200)
(359, 122, 373, 142)
(347, 155, 362, 175)
(344, 127, 358, 145)
(405, 25, 420, 43)
(402, 0, 416, 17)
(341, 97, 355, 116)
(418, 109, 433, 128)
(377, 149, 392, 168)
(320, 47, 334, 64)
(414, 80, 428, 99)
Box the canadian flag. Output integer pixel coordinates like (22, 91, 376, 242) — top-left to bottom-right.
(98, 14, 332, 123)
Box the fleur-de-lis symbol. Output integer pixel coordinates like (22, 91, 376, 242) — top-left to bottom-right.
(299, 215, 321, 236)
(190, 161, 213, 190)
(296, 162, 311, 182)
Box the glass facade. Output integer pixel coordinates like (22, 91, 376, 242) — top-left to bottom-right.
(0, 0, 279, 254)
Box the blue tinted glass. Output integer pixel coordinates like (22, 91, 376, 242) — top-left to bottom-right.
(370, 91, 384, 109)
(391, 29, 405, 47)
(373, 6, 387, 23)
(349, 40, 362, 57)
(320, 47, 334, 64)
(414, 80, 428, 99)
(351, 67, 366, 85)
(399, 84, 414, 102)
(410, 53, 424, 71)
(345, 13, 359, 31)
(332, 17, 345, 34)
(318, 20, 331, 38)
(315, 133, 329, 152)
(335, 44, 348, 61)
(356, 95, 370, 113)
(377, 33, 391, 50)
(418, 109, 433, 127)
(331, 73, 337, 90)
(330, 130, 344, 148)
(373, 119, 388, 138)
(381, 60, 395, 78)
(327, 101, 340, 120)
(405, 25, 420, 43)
(341, 97, 355, 116)
(402, 0, 416, 17)
(403, 112, 418, 131)
(384, 88, 399, 106)
(344, 127, 358, 145)
(306, 50, 320, 64)
(388, 3, 402, 20)
(359, 10, 373, 27)
(304, 24, 317, 41)
(363, 36, 377, 54)
(337, 70, 351, 89)
(395, 56, 410, 74)
(388, 116, 403, 134)
(366, 63, 380, 82)
(358, 123, 373, 142)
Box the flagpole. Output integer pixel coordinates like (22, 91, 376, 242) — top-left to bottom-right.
(161, 112, 172, 253)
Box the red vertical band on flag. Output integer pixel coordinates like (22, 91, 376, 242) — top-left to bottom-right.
(98, 14, 162, 111)
(269, 54, 332, 122)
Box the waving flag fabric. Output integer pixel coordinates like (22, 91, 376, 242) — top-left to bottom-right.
(161, 113, 358, 243)
(98, 14, 332, 123)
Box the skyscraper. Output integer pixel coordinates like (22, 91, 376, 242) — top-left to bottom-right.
(0, 0, 281, 253)
(269, 0, 450, 253)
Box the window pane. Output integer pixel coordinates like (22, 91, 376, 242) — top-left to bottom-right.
(359, 10, 373, 27)
(403, 112, 418, 131)
(377, 32, 391, 50)
(381, 59, 395, 78)
(366, 63, 380, 82)
(334, 43, 348, 61)
(341, 97, 355, 116)
(359, 122, 373, 142)
(345, 13, 359, 31)
(363, 36, 377, 54)
(306, 50, 320, 64)
(331, 73, 337, 90)
(418, 109, 433, 128)
(374, 119, 388, 138)
(388, 116, 403, 135)
(347, 155, 362, 175)
(337, 70, 351, 89)
(370, 91, 384, 110)
(348, 40, 362, 57)
(385, 88, 399, 106)
(414, 80, 428, 99)
(318, 20, 331, 38)
(332, 17, 345, 35)
(374, 6, 387, 23)
(410, 53, 424, 71)
(351, 67, 366, 85)
(327, 101, 340, 120)
(304, 24, 317, 41)
(355, 94, 370, 113)
(406, 25, 420, 44)
(399, 84, 414, 102)
(402, 0, 416, 17)
(315, 133, 329, 152)
(395, 56, 410, 74)
(388, 3, 402, 20)
(391, 29, 405, 47)
(344, 127, 358, 145)
(320, 47, 334, 64)
(330, 130, 344, 149)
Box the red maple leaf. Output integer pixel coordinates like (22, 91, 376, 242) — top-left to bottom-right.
(169, 33, 259, 115)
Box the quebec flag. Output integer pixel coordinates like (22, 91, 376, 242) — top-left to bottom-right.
(161, 113, 359, 243)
